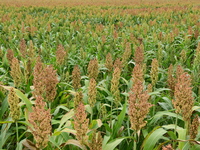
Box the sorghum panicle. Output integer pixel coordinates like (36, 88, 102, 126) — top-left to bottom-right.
(28, 40, 36, 62)
(88, 78, 97, 107)
(193, 42, 200, 67)
(88, 58, 99, 80)
(122, 43, 132, 67)
(74, 102, 89, 146)
(129, 64, 152, 131)
(132, 64, 144, 84)
(189, 115, 199, 139)
(133, 46, 144, 65)
(105, 53, 113, 72)
(113, 58, 123, 71)
(167, 64, 175, 97)
(43, 65, 58, 102)
(172, 72, 194, 122)
(10, 57, 23, 87)
(176, 65, 184, 80)
(111, 67, 121, 106)
(6, 49, 14, 65)
(150, 58, 159, 87)
(28, 96, 52, 149)
(56, 44, 67, 65)
(74, 91, 83, 109)
(88, 131, 103, 150)
(162, 144, 174, 150)
(20, 39, 27, 58)
(128, 80, 152, 131)
(33, 57, 45, 98)
(8, 87, 20, 121)
(72, 65, 81, 90)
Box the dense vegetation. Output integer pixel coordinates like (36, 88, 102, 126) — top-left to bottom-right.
(0, 0, 200, 149)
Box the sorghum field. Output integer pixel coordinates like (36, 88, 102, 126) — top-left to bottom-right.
(0, 0, 200, 149)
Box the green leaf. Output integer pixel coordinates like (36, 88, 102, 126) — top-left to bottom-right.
(58, 109, 74, 129)
(141, 127, 167, 150)
(64, 139, 87, 150)
(150, 111, 182, 124)
(111, 103, 126, 139)
(103, 137, 131, 150)
(1, 85, 32, 111)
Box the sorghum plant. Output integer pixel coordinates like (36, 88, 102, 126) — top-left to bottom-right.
(150, 58, 159, 87)
(189, 115, 199, 140)
(88, 78, 97, 107)
(172, 72, 194, 123)
(56, 44, 67, 66)
(105, 52, 113, 72)
(10, 57, 23, 87)
(74, 102, 89, 146)
(28, 96, 52, 149)
(88, 58, 99, 80)
(129, 64, 152, 132)
(72, 65, 81, 90)
(111, 67, 121, 106)
(8, 87, 20, 121)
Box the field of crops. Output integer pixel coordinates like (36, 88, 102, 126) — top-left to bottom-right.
(0, 0, 200, 149)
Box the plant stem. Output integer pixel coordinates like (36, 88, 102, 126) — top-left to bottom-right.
(134, 132, 137, 150)
(16, 121, 19, 143)
(173, 113, 178, 148)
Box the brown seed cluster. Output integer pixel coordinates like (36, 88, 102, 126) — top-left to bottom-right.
(8, 88, 20, 121)
(172, 72, 194, 122)
(28, 96, 52, 149)
(6, 49, 14, 65)
(122, 43, 132, 67)
(111, 67, 121, 106)
(167, 64, 175, 96)
(105, 52, 113, 72)
(74, 91, 83, 109)
(162, 144, 174, 150)
(74, 102, 89, 145)
(88, 131, 103, 150)
(113, 58, 123, 71)
(43, 65, 59, 102)
(133, 46, 144, 65)
(33, 57, 58, 101)
(56, 44, 67, 65)
(129, 64, 152, 131)
(150, 58, 159, 87)
(72, 65, 81, 90)
(20, 38, 27, 58)
(189, 115, 199, 140)
(132, 64, 144, 84)
(10, 57, 23, 87)
(88, 58, 99, 80)
(88, 78, 97, 107)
